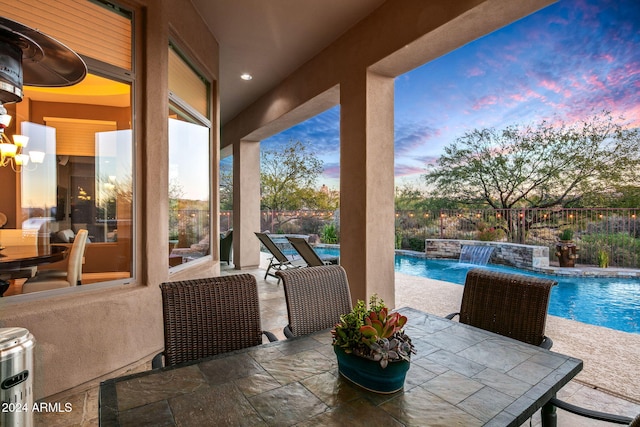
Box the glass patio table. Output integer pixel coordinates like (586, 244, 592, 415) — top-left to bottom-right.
(99, 307, 582, 426)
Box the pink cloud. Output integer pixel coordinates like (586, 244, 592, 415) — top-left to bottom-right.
(540, 80, 563, 93)
(466, 67, 485, 77)
(394, 164, 429, 177)
(585, 74, 607, 91)
(472, 95, 499, 110)
(599, 53, 615, 63)
(322, 164, 340, 179)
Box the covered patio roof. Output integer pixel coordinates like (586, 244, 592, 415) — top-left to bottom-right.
(204, 0, 557, 306)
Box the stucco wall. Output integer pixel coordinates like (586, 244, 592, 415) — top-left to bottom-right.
(0, 0, 557, 400)
(0, 0, 220, 399)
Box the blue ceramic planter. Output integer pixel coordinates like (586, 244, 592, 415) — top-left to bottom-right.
(333, 345, 410, 394)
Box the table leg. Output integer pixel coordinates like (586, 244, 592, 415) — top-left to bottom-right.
(542, 400, 557, 427)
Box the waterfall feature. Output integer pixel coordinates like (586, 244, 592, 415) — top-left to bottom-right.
(459, 245, 495, 265)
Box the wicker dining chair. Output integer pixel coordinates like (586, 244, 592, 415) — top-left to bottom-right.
(447, 268, 639, 425)
(446, 268, 557, 349)
(152, 274, 277, 368)
(547, 398, 639, 426)
(276, 264, 352, 339)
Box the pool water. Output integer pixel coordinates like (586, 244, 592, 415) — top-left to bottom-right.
(315, 247, 639, 334)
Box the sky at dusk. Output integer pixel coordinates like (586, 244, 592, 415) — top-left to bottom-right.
(252, 0, 640, 190)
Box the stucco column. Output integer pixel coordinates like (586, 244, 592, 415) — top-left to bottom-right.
(233, 140, 261, 269)
(340, 69, 395, 307)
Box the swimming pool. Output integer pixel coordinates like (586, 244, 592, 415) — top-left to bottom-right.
(314, 247, 639, 334)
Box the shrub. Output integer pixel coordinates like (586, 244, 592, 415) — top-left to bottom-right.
(580, 233, 639, 267)
(321, 223, 339, 244)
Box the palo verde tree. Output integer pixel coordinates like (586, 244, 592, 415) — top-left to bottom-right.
(424, 111, 640, 241)
(261, 139, 324, 230)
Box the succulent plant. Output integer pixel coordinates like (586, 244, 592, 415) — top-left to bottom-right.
(332, 294, 415, 368)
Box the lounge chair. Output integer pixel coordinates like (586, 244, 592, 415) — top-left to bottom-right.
(254, 232, 302, 281)
(286, 236, 339, 267)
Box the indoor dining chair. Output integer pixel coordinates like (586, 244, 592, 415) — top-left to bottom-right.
(21, 229, 88, 294)
(152, 274, 277, 368)
(276, 264, 352, 339)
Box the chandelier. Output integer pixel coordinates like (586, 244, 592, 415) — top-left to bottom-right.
(0, 16, 87, 172)
(0, 103, 43, 171)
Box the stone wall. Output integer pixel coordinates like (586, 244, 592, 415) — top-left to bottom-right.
(425, 239, 549, 269)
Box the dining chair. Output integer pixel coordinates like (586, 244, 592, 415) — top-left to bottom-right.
(152, 274, 278, 368)
(445, 267, 556, 349)
(0, 228, 38, 280)
(546, 398, 638, 426)
(21, 229, 88, 294)
(447, 268, 638, 425)
(276, 264, 352, 339)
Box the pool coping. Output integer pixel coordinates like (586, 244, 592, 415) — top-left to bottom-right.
(400, 248, 640, 278)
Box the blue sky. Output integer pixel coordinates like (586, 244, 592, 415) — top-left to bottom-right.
(254, 0, 640, 190)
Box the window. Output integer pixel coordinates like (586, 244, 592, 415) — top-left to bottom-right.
(168, 46, 211, 268)
(0, 2, 134, 297)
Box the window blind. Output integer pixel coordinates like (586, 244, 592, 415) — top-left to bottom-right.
(43, 117, 117, 157)
(0, 0, 132, 70)
(168, 48, 208, 118)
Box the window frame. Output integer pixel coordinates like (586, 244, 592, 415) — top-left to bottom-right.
(167, 43, 213, 271)
(3, 1, 137, 303)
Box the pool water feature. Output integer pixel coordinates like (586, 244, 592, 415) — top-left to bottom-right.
(314, 247, 639, 334)
(459, 245, 495, 265)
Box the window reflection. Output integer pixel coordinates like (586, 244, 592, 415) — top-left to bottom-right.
(0, 73, 133, 297)
(168, 116, 210, 267)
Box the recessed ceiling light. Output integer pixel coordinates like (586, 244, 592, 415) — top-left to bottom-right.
(240, 73, 253, 81)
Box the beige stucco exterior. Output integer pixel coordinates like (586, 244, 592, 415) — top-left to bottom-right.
(0, 0, 554, 399)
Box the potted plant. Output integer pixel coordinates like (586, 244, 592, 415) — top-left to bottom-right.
(332, 295, 416, 393)
(555, 228, 578, 267)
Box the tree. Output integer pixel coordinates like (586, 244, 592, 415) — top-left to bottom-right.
(261, 139, 323, 212)
(424, 111, 640, 240)
(219, 166, 233, 211)
(394, 183, 459, 211)
(424, 111, 639, 210)
(579, 184, 640, 208)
